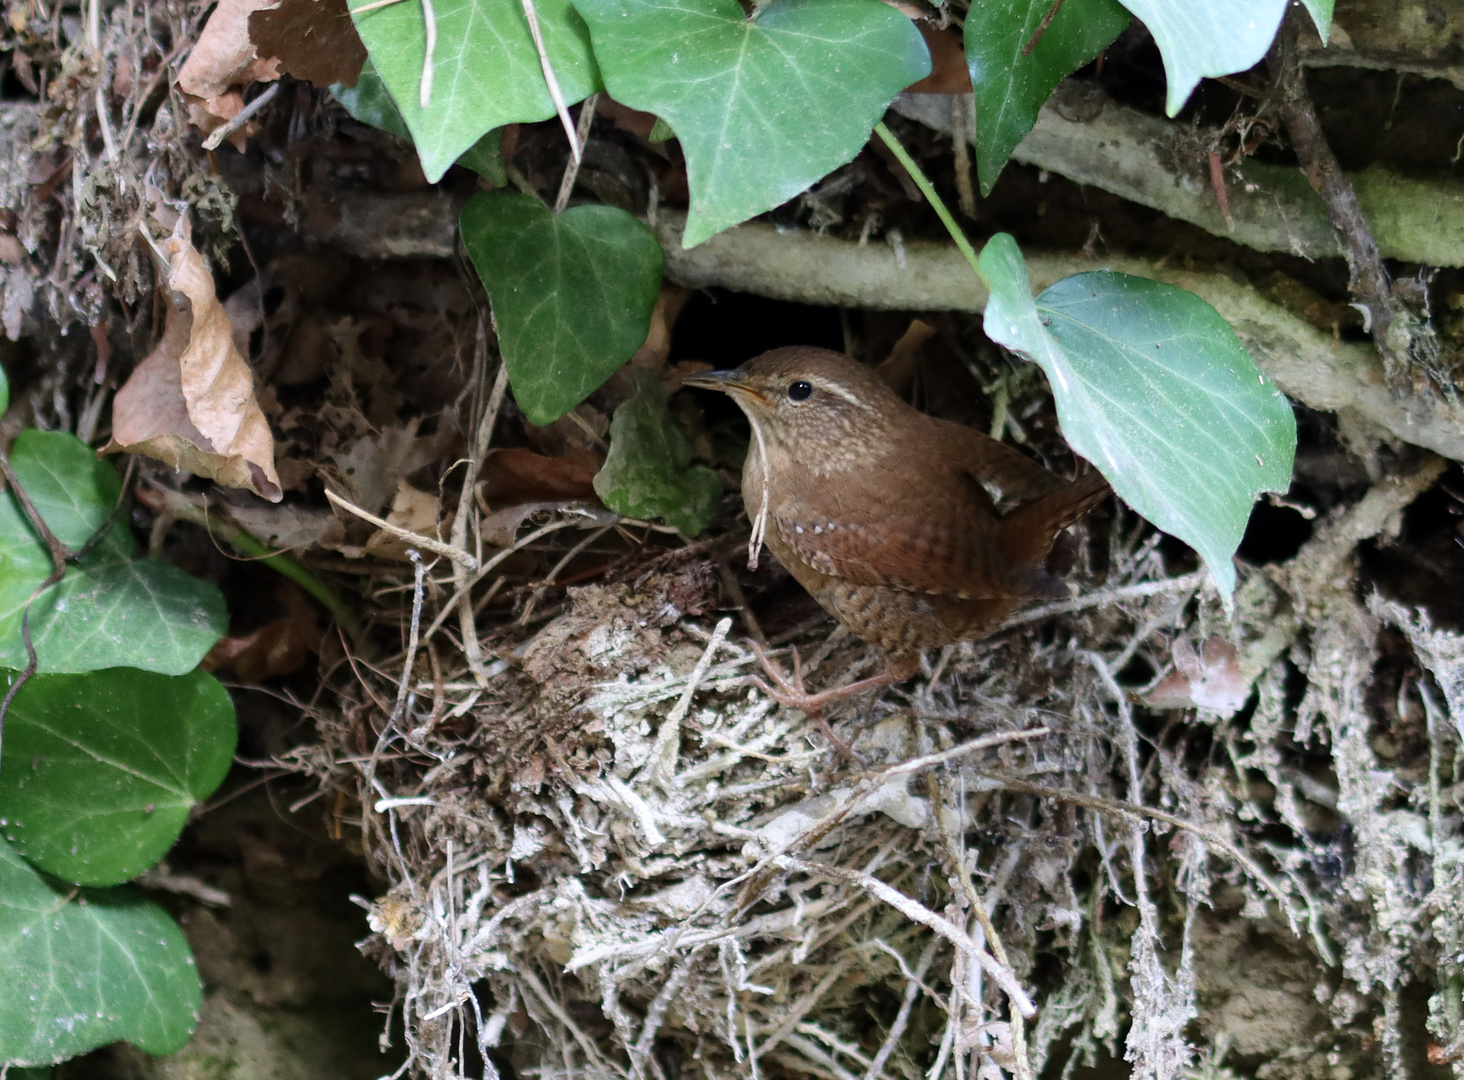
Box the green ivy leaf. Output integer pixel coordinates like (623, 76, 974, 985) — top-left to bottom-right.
(349, 0, 600, 182)
(593, 369, 721, 536)
(1118, 0, 1287, 115)
(965, 0, 1129, 194)
(332, 56, 412, 139)
(0, 837, 201, 1064)
(572, 0, 930, 247)
(0, 668, 236, 886)
(0, 432, 227, 675)
(460, 191, 663, 425)
(0, 362, 9, 416)
(978, 233, 1295, 598)
(1298, 0, 1332, 41)
(332, 58, 507, 183)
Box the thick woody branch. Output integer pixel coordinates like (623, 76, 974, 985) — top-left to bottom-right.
(653, 211, 1464, 462)
(890, 91, 1464, 269)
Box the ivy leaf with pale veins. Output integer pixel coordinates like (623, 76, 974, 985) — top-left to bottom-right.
(1298, 0, 1333, 41)
(0, 431, 227, 674)
(965, 0, 1129, 194)
(0, 837, 202, 1065)
(349, 0, 600, 182)
(333, 59, 507, 182)
(594, 369, 721, 536)
(978, 233, 1295, 598)
(0, 668, 237, 886)
(572, 0, 930, 248)
(460, 192, 663, 426)
(1118, 0, 1287, 115)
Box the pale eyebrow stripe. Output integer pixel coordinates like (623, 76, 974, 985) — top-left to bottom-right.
(810, 377, 871, 411)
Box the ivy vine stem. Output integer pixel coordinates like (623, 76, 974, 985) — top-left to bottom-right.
(872, 121, 989, 291)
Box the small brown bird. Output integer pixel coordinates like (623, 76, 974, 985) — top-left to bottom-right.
(685, 346, 1109, 728)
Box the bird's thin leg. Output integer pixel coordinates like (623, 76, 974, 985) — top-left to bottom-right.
(745, 641, 921, 761)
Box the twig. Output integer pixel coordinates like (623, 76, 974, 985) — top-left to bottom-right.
(970, 769, 1297, 929)
(0, 452, 135, 763)
(393, 550, 428, 724)
(449, 347, 508, 684)
(937, 783, 1032, 1080)
(135, 482, 361, 636)
(521, 0, 582, 163)
(201, 82, 280, 151)
(1021, 0, 1064, 56)
(418, 516, 583, 644)
(554, 94, 600, 214)
(996, 570, 1208, 631)
(754, 958, 855, 1060)
(630, 948, 703, 1078)
(862, 936, 940, 1080)
(1269, 10, 1403, 380)
(517, 966, 630, 1078)
(119, 38, 189, 152)
(775, 857, 1036, 1018)
(950, 95, 976, 219)
(729, 729, 1050, 919)
(518, 521, 612, 624)
(325, 487, 477, 569)
(647, 616, 734, 788)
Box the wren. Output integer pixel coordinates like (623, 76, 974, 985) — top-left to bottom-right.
(685, 346, 1109, 725)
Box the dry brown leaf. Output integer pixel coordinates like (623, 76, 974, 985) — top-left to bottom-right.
(177, 0, 282, 143)
(323, 418, 446, 516)
(478, 447, 604, 508)
(598, 98, 659, 139)
(104, 218, 283, 501)
(249, 0, 367, 88)
(905, 25, 970, 94)
(876, 318, 936, 394)
(1140, 636, 1251, 718)
(630, 284, 691, 372)
(202, 613, 322, 682)
(477, 501, 571, 549)
(365, 479, 449, 561)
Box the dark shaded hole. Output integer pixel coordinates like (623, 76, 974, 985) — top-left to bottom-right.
(669, 289, 844, 369)
(1238, 500, 1313, 564)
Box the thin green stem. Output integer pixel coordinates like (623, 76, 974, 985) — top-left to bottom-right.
(873, 121, 988, 289)
(224, 528, 363, 639)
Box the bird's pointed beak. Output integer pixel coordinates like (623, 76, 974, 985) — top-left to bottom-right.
(682, 367, 768, 404)
(682, 367, 745, 390)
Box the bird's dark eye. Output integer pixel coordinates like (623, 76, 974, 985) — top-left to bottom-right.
(787, 380, 813, 402)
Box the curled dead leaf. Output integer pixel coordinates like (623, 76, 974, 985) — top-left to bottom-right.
(875, 317, 936, 394)
(364, 479, 450, 561)
(630, 284, 691, 372)
(478, 447, 604, 508)
(104, 217, 283, 501)
(1140, 636, 1251, 718)
(202, 613, 323, 682)
(905, 25, 971, 94)
(177, 0, 282, 145)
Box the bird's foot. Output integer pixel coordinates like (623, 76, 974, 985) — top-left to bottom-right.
(745, 640, 895, 764)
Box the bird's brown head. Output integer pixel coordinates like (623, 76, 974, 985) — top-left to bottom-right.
(683, 347, 906, 472)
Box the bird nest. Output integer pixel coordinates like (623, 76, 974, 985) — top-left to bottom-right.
(290, 433, 1464, 1080)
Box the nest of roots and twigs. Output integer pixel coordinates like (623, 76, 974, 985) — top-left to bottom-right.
(279, 346, 1464, 1080)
